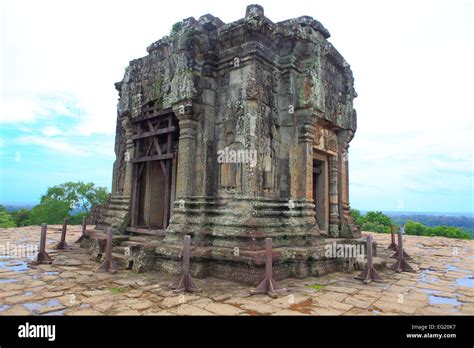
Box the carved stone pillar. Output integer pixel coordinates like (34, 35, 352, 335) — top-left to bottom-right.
(121, 117, 134, 197)
(338, 130, 360, 238)
(328, 153, 340, 237)
(173, 102, 198, 198)
(295, 109, 318, 200)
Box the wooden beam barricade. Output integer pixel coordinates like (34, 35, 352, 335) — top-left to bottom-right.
(355, 234, 384, 284)
(390, 226, 415, 273)
(31, 223, 53, 265)
(170, 235, 202, 293)
(387, 224, 398, 251)
(96, 227, 117, 274)
(53, 218, 70, 250)
(75, 216, 87, 244)
(250, 238, 287, 298)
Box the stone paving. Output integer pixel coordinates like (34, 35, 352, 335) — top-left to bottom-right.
(0, 226, 473, 315)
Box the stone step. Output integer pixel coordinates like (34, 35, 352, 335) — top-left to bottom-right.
(106, 203, 130, 210)
(109, 197, 131, 204)
(112, 246, 128, 254)
(102, 209, 129, 217)
(111, 252, 133, 270)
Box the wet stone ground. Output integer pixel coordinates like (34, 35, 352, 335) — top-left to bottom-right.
(0, 226, 473, 315)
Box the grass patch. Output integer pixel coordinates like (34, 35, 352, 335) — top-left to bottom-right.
(108, 287, 125, 294)
(308, 284, 325, 291)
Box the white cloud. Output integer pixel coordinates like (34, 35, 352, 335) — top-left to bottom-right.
(15, 135, 88, 156)
(41, 126, 63, 137)
(1, 0, 472, 212)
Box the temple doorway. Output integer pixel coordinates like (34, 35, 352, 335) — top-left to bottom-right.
(128, 105, 179, 235)
(312, 154, 329, 232)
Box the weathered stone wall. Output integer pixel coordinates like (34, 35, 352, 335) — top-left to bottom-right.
(98, 4, 360, 282)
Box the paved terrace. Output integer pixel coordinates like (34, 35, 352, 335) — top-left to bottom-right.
(0, 226, 473, 315)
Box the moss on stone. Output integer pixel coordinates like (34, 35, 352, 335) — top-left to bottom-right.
(308, 283, 325, 291)
(170, 21, 183, 36)
(108, 287, 125, 294)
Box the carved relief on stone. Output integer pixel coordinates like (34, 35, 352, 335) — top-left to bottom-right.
(218, 101, 245, 192)
(324, 130, 337, 153)
(313, 126, 323, 148)
(258, 103, 280, 192)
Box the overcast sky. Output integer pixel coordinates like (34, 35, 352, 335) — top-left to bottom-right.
(0, 0, 472, 213)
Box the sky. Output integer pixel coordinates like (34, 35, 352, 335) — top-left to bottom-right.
(0, 0, 473, 213)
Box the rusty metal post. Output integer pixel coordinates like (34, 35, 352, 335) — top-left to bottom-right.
(170, 235, 202, 293)
(390, 226, 415, 273)
(355, 234, 384, 284)
(250, 238, 287, 298)
(31, 223, 53, 265)
(391, 226, 411, 259)
(387, 224, 398, 251)
(96, 227, 117, 273)
(75, 216, 87, 243)
(54, 218, 70, 250)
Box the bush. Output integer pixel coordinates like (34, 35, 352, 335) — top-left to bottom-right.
(405, 220, 470, 239)
(29, 199, 72, 225)
(41, 181, 108, 214)
(360, 222, 391, 234)
(352, 210, 395, 233)
(0, 211, 17, 228)
(11, 209, 31, 226)
(363, 211, 393, 227)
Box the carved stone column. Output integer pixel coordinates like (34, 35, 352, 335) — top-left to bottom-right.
(328, 152, 340, 237)
(338, 130, 360, 237)
(173, 101, 198, 199)
(121, 117, 134, 197)
(295, 109, 318, 201)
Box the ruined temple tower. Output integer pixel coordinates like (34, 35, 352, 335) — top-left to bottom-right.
(95, 5, 361, 283)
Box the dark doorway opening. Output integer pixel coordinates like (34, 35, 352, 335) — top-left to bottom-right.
(312, 157, 328, 232)
(128, 104, 179, 235)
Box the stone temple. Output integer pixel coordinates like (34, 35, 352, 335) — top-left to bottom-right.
(91, 4, 363, 283)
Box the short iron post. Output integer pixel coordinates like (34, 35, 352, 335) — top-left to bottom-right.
(170, 235, 202, 293)
(387, 224, 398, 251)
(390, 226, 415, 273)
(54, 218, 70, 250)
(75, 216, 87, 243)
(96, 227, 117, 273)
(250, 238, 286, 298)
(355, 234, 384, 284)
(31, 223, 53, 265)
(391, 226, 411, 259)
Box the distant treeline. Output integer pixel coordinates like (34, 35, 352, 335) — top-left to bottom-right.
(0, 182, 108, 228)
(351, 210, 473, 240)
(387, 214, 474, 230)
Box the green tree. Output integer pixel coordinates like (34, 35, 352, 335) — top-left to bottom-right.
(11, 208, 31, 226)
(29, 199, 72, 225)
(41, 181, 108, 214)
(363, 211, 393, 227)
(350, 209, 365, 225)
(0, 211, 16, 228)
(68, 211, 87, 225)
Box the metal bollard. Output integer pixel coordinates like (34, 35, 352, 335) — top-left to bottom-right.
(170, 235, 202, 293)
(31, 223, 53, 265)
(96, 227, 117, 273)
(355, 234, 384, 284)
(250, 238, 287, 298)
(75, 216, 87, 244)
(390, 226, 415, 273)
(387, 225, 398, 251)
(391, 226, 411, 259)
(54, 218, 70, 250)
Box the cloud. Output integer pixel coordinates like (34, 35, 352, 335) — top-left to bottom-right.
(15, 135, 89, 156)
(41, 126, 63, 137)
(1, 0, 472, 212)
